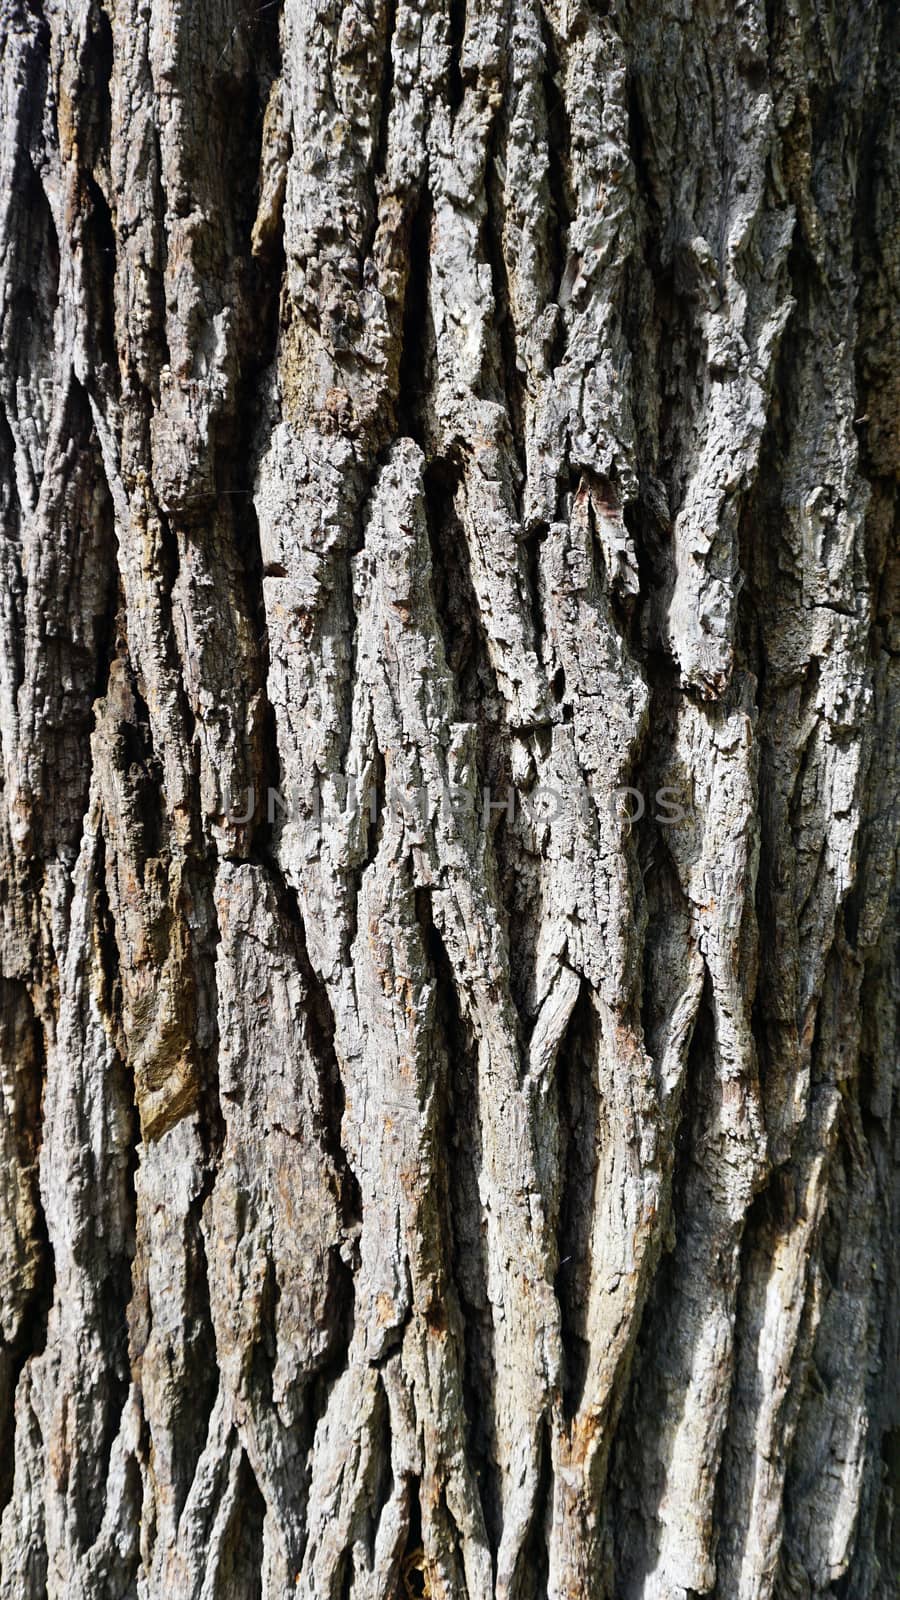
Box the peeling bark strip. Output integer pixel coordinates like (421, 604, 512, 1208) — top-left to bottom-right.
(0, 0, 897, 1594)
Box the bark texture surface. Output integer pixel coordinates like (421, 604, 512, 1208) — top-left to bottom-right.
(0, 0, 897, 1595)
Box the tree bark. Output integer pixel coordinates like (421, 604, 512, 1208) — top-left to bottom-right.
(0, 0, 897, 1595)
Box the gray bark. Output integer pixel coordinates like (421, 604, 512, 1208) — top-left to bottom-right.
(0, 0, 897, 1595)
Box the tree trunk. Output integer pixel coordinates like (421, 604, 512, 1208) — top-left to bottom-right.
(0, 0, 897, 1594)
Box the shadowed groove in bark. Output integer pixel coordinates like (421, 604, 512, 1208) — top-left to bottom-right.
(8, 159, 59, 406)
(554, 981, 599, 1424)
(265, 859, 363, 1240)
(523, 522, 549, 675)
(422, 454, 500, 723)
(82, 174, 117, 379)
(216, 79, 285, 855)
(619, 78, 675, 660)
(161, 1200, 220, 1526)
(736, 262, 803, 1120)
(446, 0, 466, 115)
(76, 4, 113, 169)
(483, 98, 527, 492)
(608, 969, 718, 1596)
(220, 1449, 266, 1600)
(363, 1375, 394, 1564)
(417, 887, 501, 1562)
(396, 186, 434, 446)
(369, 0, 397, 238)
(518, 1415, 552, 1600)
(397, 1476, 426, 1600)
(75, 4, 116, 394)
(618, 37, 715, 562)
(0, 982, 52, 1522)
(12, 374, 117, 863)
(0, 407, 25, 698)
(538, 6, 573, 322)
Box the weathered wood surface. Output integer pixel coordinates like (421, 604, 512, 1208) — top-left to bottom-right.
(0, 0, 897, 1594)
